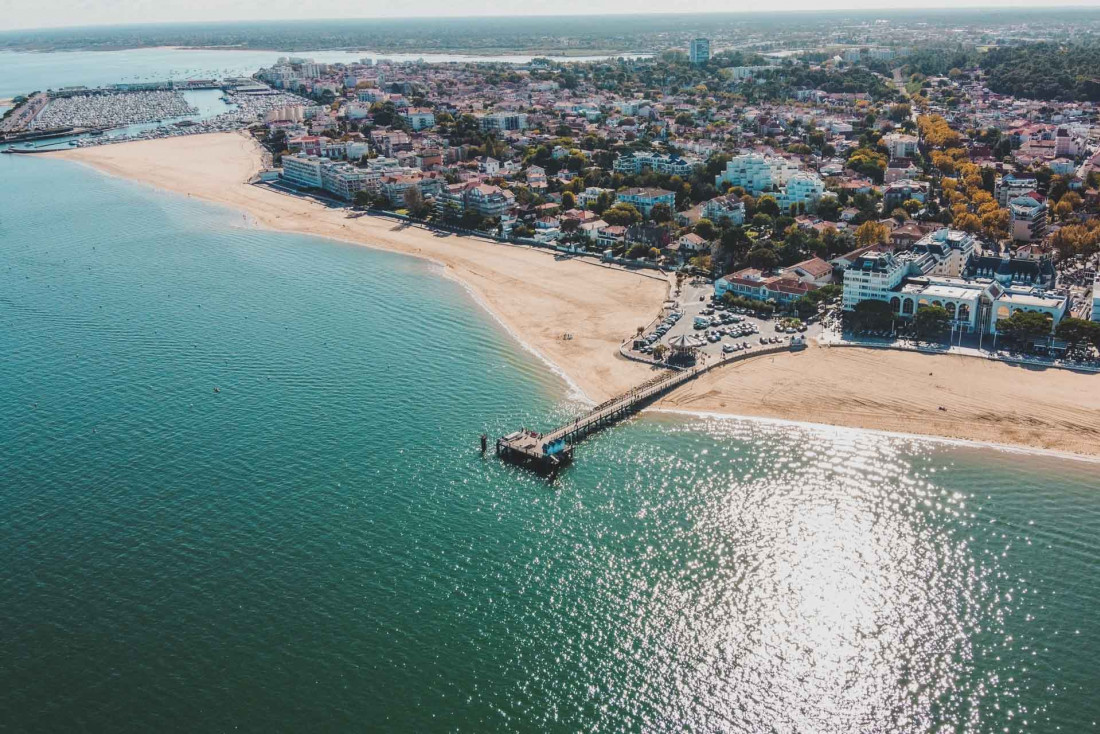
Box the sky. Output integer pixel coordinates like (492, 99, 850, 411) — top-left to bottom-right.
(2, 0, 1098, 31)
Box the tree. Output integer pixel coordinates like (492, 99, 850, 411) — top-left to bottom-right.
(602, 203, 643, 227)
(747, 247, 779, 269)
(561, 190, 576, 210)
(403, 186, 430, 219)
(850, 299, 893, 331)
(650, 202, 673, 223)
(997, 310, 1053, 344)
(794, 296, 816, 320)
(1053, 199, 1074, 222)
(913, 305, 950, 339)
(627, 243, 651, 259)
(817, 197, 841, 222)
(652, 344, 669, 361)
(854, 220, 890, 247)
(692, 251, 716, 272)
(693, 218, 717, 240)
(354, 190, 378, 209)
(592, 190, 614, 215)
(756, 195, 780, 218)
(953, 212, 982, 233)
(1055, 318, 1100, 349)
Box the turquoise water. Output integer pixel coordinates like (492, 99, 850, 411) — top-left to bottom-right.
(2, 154, 1100, 732)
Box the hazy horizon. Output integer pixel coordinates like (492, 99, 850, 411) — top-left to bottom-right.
(5, 0, 1100, 32)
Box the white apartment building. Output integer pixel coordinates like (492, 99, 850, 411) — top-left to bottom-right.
(281, 154, 324, 188)
(400, 107, 436, 131)
(435, 182, 515, 219)
(912, 228, 978, 278)
(882, 133, 919, 160)
(995, 174, 1039, 206)
(320, 162, 374, 201)
(702, 195, 746, 225)
(615, 187, 676, 217)
(479, 112, 528, 132)
(729, 66, 777, 81)
(842, 251, 909, 312)
(578, 187, 614, 209)
(1008, 195, 1048, 242)
(714, 153, 801, 196)
(843, 229, 1066, 334)
(613, 151, 698, 176)
(778, 172, 826, 211)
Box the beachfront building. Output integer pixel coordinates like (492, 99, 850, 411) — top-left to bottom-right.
(990, 287, 1069, 334)
(842, 251, 909, 312)
(281, 153, 324, 188)
(435, 182, 515, 220)
(379, 172, 442, 205)
(842, 232, 1067, 335)
(964, 251, 1056, 289)
(715, 267, 816, 306)
(320, 162, 374, 200)
(841, 229, 975, 311)
(702, 194, 746, 225)
(1008, 194, 1048, 242)
(615, 187, 676, 218)
(613, 151, 697, 177)
(689, 38, 711, 64)
(281, 153, 378, 200)
(911, 228, 978, 278)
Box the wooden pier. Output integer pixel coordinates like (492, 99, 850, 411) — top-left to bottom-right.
(496, 342, 797, 473)
(497, 341, 800, 473)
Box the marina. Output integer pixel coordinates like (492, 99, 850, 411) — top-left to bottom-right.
(30, 90, 198, 130)
(0, 78, 310, 150)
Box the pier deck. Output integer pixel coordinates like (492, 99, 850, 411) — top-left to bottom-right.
(497, 342, 797, 472)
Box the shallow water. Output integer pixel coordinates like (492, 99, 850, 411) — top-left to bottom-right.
(1, 154, 1098, 732)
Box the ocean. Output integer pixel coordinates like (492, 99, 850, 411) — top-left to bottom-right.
(2, 134, 1099, 731)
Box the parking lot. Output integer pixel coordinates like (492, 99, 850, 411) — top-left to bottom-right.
(628, 279, 825, 361)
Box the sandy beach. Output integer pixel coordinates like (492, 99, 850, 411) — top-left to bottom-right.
(50, 132, 1100, 457)
(657, 344, 1100, 458)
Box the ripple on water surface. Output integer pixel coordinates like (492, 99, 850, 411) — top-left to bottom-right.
(1, 153, 1098, 732)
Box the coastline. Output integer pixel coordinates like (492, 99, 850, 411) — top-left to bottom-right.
(651, 408, 1100, 466)
(47, 132, 666, 405)
(2, 45, 642, 59)
(46, 132, 1100, 458)
(654, 344, 1100, 459)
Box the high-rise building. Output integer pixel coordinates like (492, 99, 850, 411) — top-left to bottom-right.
(689, 38, 711, 64)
